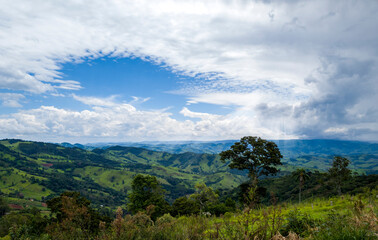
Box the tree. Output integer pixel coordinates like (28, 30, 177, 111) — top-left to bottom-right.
(220, 136, 283, 186)
(46, 192, 110, 239)
(0, 196, 10, 218)
(291, 168, 310, 203)
(328, 156, 351, 195)
(189, 183, 218, 213)
(128, 174, 170, 220)
(171, 196, 199, 216)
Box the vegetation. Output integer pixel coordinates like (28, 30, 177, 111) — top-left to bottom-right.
(328, 156, 352, 195)
(220, 136, 283, 185)
(127, 174, 170, 220)
(220, 136, 282, 206)
(0, 197, 9, 217)
(0, 137, 377, 239)
(291, 168, 310, 203)
(0, 139, 248, 208)
(84, 139, 378, 174)
(1, 188, 376, 239)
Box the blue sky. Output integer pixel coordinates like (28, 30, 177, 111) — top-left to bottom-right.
(0, 0, 377, 143)
(61, 57, 186, 114)
(59, 57, 231, 119)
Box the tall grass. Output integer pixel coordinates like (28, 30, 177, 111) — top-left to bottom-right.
(2, 191, 377, 239)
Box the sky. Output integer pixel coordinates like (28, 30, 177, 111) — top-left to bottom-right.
(0, 0, 377, 143)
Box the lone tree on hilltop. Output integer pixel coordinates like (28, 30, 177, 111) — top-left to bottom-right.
(328, 156, 351, 195)
(220, 136, 283, 187)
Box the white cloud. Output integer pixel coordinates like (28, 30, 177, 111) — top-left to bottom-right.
(0, 0, 377, 141)
(180, 107, 221, 120)
(0, 95, 296, 142)
(72, 94, 120, 107)
(324, 127, 347, 134)
(2, 0, 373, 95)
(0, 93, 25, 107)
(130, 96, 151, 104)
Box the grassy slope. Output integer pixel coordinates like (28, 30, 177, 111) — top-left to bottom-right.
(0, 140, 248, 207)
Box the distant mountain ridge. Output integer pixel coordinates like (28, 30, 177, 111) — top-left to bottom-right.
(59, 139, 378, 174)
(61, 139, 378, 157)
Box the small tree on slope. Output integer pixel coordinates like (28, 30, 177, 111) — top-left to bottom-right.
(328, 156, 351, 195)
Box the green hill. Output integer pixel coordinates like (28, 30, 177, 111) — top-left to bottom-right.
(79, 139, 378, 174)
(0, 139, 247, 208)
(1, 139, 377, 239)
(1, 138, 377, 211)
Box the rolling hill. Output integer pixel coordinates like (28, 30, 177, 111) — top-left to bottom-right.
(0, 139, 247, 209)
(63, 139, 378, 174)
(1, 138, 377, 211)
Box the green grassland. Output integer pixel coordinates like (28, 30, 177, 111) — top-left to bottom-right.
(201, 191, 377, 239)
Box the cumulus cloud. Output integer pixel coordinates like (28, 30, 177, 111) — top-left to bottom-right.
(0, 95, 296, 142)
(0, 0, 377, 141)
(291, 55, 378, 140)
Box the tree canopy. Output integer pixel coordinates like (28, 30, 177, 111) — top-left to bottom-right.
(291, 168, 311, 203)
(220, 136, 283, 185)
(128, 174, 170, 220)
(328, 156, 352, 195)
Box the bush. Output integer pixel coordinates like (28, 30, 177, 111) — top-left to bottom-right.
(313, 212, 372, 240)
(280, 209, 317, 238)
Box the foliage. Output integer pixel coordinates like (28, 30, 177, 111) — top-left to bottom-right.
(220, 136, 283, 185)
(0, 196, 10, 217)
(0, 190, 377, 239)
(128, 174, 170, 220)
(171, 196, 200, 216)
(291, 168, 310, 203)
(189, 183, 219, 212)
(0, 207, 48, 239)
(280, 209, 317, 237)
(312, 212, 374, 240)
(328, 156, 352, 195)
(46, 191, 110, 239)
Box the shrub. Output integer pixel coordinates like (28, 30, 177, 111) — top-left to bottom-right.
(280, 209, 316, 238)
(313, 212, 372, 240)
